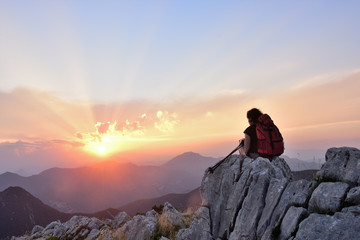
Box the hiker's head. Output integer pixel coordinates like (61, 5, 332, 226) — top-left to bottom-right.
(247, 108, 263, 125)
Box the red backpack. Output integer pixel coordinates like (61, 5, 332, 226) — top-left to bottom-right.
(256, 114, 284, 157)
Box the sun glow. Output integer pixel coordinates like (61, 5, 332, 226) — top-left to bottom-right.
(95, 144, 107, 155)
(77, 115, 181, 157)
(82, 134, 123, 156)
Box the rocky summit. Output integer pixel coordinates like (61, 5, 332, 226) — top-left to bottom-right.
(12, 147, 360, 240)
(179, 147, 360, 240)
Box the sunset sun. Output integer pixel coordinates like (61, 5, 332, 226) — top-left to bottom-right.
(95, 144, 107, 155)
(83, 141, 113, 156)
(82, 134, 122, 157)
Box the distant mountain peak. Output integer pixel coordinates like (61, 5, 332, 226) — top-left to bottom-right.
(0, 186, 70, 239)
(177, 151, 202, 158)
(162, 151, 220, 172)
(1, 171, 20, 177)
(163, 152, 206, 166)
(2, 186, 27, 193)
(1, 186, 43, 204)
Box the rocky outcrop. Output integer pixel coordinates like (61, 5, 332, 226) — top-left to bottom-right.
(12, 147, 360, 240)
(12, 203, 188, 240)
(178, 147, 360, 240)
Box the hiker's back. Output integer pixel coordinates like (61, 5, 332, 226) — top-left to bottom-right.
(256, 114, 284, 158)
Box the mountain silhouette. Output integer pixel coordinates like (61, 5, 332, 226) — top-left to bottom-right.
(0, 152, 319, 214)
(0, 152, 219, 213)
(0, 186, 70, 239)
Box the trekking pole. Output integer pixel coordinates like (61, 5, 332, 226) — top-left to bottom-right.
(208, 140, 244, 174)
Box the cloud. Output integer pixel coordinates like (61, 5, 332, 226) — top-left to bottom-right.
(118, 114, 147, 135)
(75, 113, 148, 147)
(95, 121, 112, 135)
(154, 110, 179, 133)
(0, 140, 86, 174)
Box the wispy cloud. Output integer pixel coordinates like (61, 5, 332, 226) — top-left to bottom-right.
(154, 110, 179, 133)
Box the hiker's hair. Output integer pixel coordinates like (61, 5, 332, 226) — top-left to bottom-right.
(247, 108, 263, 123)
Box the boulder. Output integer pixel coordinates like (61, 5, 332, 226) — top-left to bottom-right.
(229, 159, 275, 240)
(294, 212, 360, 240)
(317, 147, 360, 185)
(176, 207, 212, 240)
(260, 179, 312, 238)
(341, 205, 360, 217)
(31, 225, 44, 235)
(182, 155, 294, 240)
(111, 211, 131, 228)
(308, 182, 349, 214)
(256, 178, 288, 237)
(115, 210, 158, 240)
(345, 186, 360, 205)
(85, 228, 100, 240)
(42, 220, 65, 237)
(159, 202, 185, 228)
(279, 206, 307, 240)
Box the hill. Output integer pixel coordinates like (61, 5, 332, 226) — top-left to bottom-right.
(0, 186, 71, 239)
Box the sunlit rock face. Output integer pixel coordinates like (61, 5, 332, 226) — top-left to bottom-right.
(12, 147, 360, 240)
(178, 147, 360, 240)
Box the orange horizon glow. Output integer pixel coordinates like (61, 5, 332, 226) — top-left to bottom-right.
(0, 71, 359, 167)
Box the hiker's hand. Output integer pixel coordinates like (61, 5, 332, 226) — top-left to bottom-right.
(238, 139, 246, 155)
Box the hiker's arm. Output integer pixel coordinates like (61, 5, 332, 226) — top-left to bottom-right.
(239, 134, 251, 155)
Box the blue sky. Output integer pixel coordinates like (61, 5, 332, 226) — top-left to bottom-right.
(1, 1, 360, 101)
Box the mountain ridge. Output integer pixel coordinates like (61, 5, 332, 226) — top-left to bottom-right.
(0, 152, 219, 213)
(0, 152, 322, 214)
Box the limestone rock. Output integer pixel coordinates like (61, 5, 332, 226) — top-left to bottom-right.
(176, 207, 211, 240)
(31, 225, 44, 235)
(115, 209, 158, 240)
(261, 179, 312, 238)
(308, 182, 349, 214)
(85, 228, 100, 240)
(256, 178, 288, 237)
(111, 211, 131, 228)
(345, 186, 360, 205)
(42, 220, 65, 237)
(183, 154, 294, 240)
(159, 202, 185, 228)
(294, 212, 360, 240)
(229, 159, 275, 240)
(317, 147, 360, 185)
(279, 206, 307, 240)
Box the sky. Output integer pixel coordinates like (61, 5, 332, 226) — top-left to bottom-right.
(1, 0, 360, 174)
